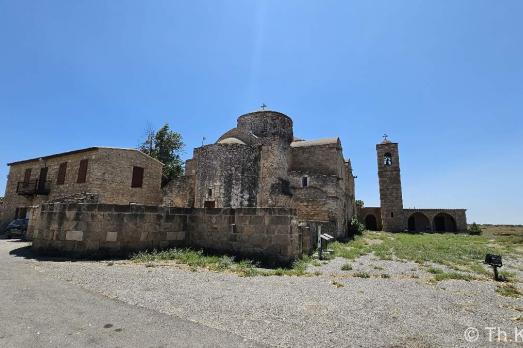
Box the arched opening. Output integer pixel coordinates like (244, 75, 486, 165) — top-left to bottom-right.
(407, 212, 431, 232)
(384, 152, 392, 166)
(365, 215, 378, 231)
(433, 213, 457, 232)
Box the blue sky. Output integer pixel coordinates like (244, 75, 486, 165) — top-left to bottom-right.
(1, 1, 522, 224)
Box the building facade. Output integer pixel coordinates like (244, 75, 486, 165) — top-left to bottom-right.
(0, 147, 163, 229)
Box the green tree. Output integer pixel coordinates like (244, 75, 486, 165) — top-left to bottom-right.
(139, 124, 184, 185)
(355, 200, 364, 208)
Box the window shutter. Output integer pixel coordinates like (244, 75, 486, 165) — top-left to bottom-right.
(131, 166, 144, 188)
(77, 159, 88, 183)
(23, 168, 32, 183)
(57, 162, 67, 185)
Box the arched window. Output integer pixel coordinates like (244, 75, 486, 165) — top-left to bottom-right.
(384, 153, 392, 166)
(302, 176, 308, 187)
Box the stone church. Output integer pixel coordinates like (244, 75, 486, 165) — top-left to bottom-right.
(162, 109, 356, 239)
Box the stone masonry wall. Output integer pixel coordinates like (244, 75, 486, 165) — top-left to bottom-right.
(193, 144, 260, 208)
(377, 142, 405, 232)
(1, 148, 163, 229)
(31, 203, 304, 264)
(288, 140, 353, 238)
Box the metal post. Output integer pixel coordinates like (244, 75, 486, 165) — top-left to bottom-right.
(317, 225, 323, 260)
(493, 266, 499, 281)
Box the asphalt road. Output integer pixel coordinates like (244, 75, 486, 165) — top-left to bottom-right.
(0, 238, 262, 348)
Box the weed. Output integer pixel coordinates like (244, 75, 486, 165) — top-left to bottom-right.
(341, 263, 353, 271)
(380, 273, 390, 278)
(353, 272, 370, 278)
(427, 267, 444, 274)
(496, 284, 522, 298)
(432, 272, 476, 282)
(331, 280, 344, 288)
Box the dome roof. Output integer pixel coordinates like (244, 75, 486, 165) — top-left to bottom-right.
(217, 137, 246, 145)
(216, 127, 257, 145)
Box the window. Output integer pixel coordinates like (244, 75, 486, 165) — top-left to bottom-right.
(23, 168, 32, 183)
(384, 153, 392, 166)
(208, 188, 213, 197)
(391, 212, 394, 218)
(77, 159, 88, 183)
(131, 166, 144, 188)
(57, 162, 67, 185)
(302, 176, 308, 187)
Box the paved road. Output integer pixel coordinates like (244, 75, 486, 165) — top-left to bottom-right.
(0, 238, 262, 348)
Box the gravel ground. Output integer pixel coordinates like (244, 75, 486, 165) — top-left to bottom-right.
(25, 252, 522, 348)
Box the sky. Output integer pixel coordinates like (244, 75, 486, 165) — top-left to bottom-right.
(0, 1, 522, 224)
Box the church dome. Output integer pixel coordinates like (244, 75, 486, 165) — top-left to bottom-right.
(216, 127, 257, 145)
(217, 137, 246, 145)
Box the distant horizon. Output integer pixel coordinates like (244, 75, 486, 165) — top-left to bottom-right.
(1, 1, 522, 224)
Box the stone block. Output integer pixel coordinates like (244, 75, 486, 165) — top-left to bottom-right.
(65, 230, 83, 241)
(239, 208, 258, 215)
(235, 216, 250, 225)
(166, 231, 186, 241)
(272, 225, 290, 235)
(267, 215, 290, 225)
(106, 231, 118, 242)
(85, 240, 100, 251)
(249, 215, 265, 225)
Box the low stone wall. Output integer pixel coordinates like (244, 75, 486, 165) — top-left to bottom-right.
(31, 203, 305, 264)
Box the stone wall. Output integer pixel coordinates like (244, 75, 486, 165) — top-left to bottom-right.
(162, 175, 195, 207)
(193, 144, 261, 208)
(1, 148, 163, 228)
(288, 139, 353, 238)
(31, 203, 305, 264)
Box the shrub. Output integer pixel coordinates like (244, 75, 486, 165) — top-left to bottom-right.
(468, 223, 482, 235)
(349, 217, 365, 236)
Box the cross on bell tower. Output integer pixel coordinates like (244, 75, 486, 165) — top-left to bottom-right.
(260, 103, 267, 110)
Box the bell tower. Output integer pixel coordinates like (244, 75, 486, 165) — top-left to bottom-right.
(377, 136, 404, 232)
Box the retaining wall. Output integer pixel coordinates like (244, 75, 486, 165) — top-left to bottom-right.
(31, 203, 306, 264)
